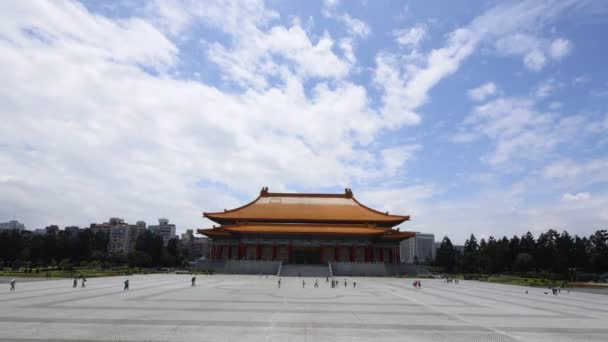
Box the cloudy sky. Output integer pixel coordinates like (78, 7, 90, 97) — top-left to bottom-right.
(1, 0, 607, 243)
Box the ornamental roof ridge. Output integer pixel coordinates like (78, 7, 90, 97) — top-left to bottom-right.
(203, 186, 410, 225)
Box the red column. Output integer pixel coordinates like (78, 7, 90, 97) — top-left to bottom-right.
(288, 244, 293, 263)
(334, 245, 339, 261)
(370, 247, 374, 262)
(256, 245, 261, 260)
(349, 246, 355, 262)
(379, 248, 384, 262)
(210, 246, 215, 260)
(319, 246, 324, 263)
(219, 246, 224, 260)
(272, 245, 277, 260)
(228, 246, 232, 259)
(396, 247, 401, 263)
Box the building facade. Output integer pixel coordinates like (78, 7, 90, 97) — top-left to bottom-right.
(181, 229, 208, 259)
(91, 217, 145, 255)
(400, 232, 435, 263)
(0, 220, 25, 231)
(198, 188, 414, 264)
(149, 218, 177, 246)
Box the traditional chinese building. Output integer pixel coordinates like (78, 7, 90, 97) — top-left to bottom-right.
(198, 187, 414, 264)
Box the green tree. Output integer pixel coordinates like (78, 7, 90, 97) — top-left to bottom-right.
(436, 236, 458, 272)
(513, 253, 534, 273)
(461, 234, 479, 273)
(589, 230, 608, 273)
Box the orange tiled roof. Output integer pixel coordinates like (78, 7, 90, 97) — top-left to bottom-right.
(204, 187, 409, 225)
(197, 222, 415, 240)
(224, 223, 387, 235)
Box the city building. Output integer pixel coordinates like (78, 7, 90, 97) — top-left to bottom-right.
(198, 187, 414, 263)
(91, 217, 145, 255)
(400, 232, 435, 264)
(149, 218, 177, 246)
(45, 225, 59, 234)
(434, 241, 465, 256)
(0, 220, 25, 231)
(181, 229, 209, 259)
(64, 226, 81, 236)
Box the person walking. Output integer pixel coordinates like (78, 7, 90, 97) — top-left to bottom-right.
(123, 279, 129, 291)
(314, 279, 319, 288)
(191, 276, 196, 287)
(302, 280, 306, 288)
(81, 277, 86, 288)
(278, 278, 281, 288)
(9, 279, 16, 291)
(73, 278, 78, 288)
(344, 279, 347, 288)
(353, 281, 356, 288)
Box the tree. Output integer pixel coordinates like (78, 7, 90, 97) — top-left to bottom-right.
(555, 231, 574, 274)
(461, 234, 479, 273)
(135, 231, 163, 266)
(436, 236, 457, 272)
(513, 253, 534, 273)
(574, 236, 589, 270)
(589, 230, 608, 273)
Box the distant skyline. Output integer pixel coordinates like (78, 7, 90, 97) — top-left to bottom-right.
(1, 1, 607, 244)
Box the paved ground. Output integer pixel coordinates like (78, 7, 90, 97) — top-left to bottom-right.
(1, 274, 607, 342)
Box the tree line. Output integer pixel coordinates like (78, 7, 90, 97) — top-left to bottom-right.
(435, 229, 608, 280)
(0, 229, 188, 270)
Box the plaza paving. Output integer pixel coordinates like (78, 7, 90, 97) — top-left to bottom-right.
(1, 274, 608, 342)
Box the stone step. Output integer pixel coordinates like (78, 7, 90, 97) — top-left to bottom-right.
(279, 264, 331, 277)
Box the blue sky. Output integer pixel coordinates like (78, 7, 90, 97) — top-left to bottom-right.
(1, 0, 607, 243)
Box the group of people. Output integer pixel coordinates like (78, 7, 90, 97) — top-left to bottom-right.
(444, 277, 458, 284)
(278, 277, 357, 289)
(72, 276, 87, 288)
(412, 280, 422, 288)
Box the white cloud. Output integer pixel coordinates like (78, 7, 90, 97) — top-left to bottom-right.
(535, 78, 557, 98)
(549, 101, 562, 110)
(338, 13, 370, 38)
(523, 49, 547, 71)
(359, 184, 435, 221)
(562, 192, 591, 201)
(321, 0, 369, 39)
(458, 97, 587, 166)
(322, 0, 340, 16)
(549, 38, 572, 60)
(468, 82, 497, 102)
(573, 75, 589, 85)
(0, 0, 396, 231)
(543, 158, 608, 184)
(494, 33, 572, 71)
(394, 24, 426, 48)
(381, 145, 421, 176)
(374, 0, 577, 129)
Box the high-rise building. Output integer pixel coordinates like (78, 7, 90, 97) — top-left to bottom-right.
(0, 220, 25, 231)
(91, 218, 145, 255)
(64, 226, 81, 236)
(400, 232, 435, 263)
(149, 218, 177, 246)
(180, 229, 209, 259)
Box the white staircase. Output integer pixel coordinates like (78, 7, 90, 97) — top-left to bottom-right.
(279, 264, 331, 277)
